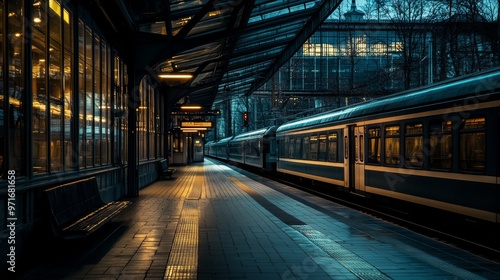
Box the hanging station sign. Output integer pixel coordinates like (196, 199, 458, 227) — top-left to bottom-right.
(180, 121, 213, 128)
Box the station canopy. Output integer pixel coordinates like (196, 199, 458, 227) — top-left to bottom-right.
(94, 0, 342, 110)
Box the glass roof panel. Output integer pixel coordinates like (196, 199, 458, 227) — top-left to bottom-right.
(234, 36, 290, 53)
(155, 42, 222, 72)
(171, 17, 192, 36)
(126, 0, 167, 22)
(248, 0, 320, 23)
(169, 0, 206, 12)
(139, 21, 166, 35)
(121, 0, 340, 108)
(241, 20, 303, 38)
(236, 24, 304, 46)
(229, 61, 271, 76)
(186, 5, 234, 37)
(229, 47, 283, 65)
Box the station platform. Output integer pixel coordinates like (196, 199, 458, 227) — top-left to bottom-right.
(20, 158, 500, 279)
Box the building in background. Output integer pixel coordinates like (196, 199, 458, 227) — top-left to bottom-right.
(209, 1, 499, 139)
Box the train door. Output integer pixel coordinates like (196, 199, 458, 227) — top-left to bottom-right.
(354, 125, 365, 192)
(344, 125, 365, 193)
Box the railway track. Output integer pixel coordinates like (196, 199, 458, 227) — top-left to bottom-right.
(229, 162, 500, 264)
(276, 176, 500, 263)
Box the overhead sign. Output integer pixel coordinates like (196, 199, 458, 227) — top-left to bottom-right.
(181, 121, 212, 128)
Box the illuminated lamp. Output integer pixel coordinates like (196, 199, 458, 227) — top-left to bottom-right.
(180, 104, 203, 110)
(158, 73, 193, 79)
(181, 128, 207, 133)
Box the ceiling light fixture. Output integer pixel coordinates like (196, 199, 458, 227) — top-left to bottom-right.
(158, 73, 193, 79)
(180, 105, 203, 110)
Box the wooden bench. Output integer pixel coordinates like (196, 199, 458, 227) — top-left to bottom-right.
(158, 159, 176, 179)
(43, 177, 131, 240)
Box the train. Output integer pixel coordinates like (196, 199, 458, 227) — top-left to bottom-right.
(205, 67, 500, 224)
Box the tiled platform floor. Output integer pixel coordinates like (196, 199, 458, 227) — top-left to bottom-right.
(19, 159, 500, 279)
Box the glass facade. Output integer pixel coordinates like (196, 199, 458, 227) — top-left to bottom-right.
(3, 0, 26, 177)
(32, 0, 72, 173)
(0, 0, 164, 183)
(210, 16, 498, 139)
(138, 77, 164, 161)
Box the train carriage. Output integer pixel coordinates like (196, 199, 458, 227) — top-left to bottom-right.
(276, 67, 500, 223)
(204, 140, 215, 157)
(211, 136, 233, 161)
(228, 126, 278, 171)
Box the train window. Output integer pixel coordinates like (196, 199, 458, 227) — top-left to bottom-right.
(294, 138, 302, 159)
(289, 138, 295, 158)
(248, 140, 257, 156)
(355, 135, 358, 161)
(359, 135, 364, 162)
(246, 141, 252, 156)
(405, 123, 423, 168)
(368, 128, 381, 164)
(302, 136, 310, 159)
(328, 132, 338, 162)
(429, 120, 452, 170)
(459, 117, 486, 172)
(319, 134, 327, 161)
(310, 134, 318, 160)
(283, 137, 289, 158)
(344, 136, 348, 160)
(385, 126, 400, 166)
(231, 143, 239, 155)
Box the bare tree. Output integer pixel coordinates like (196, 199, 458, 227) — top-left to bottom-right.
(382, 0, 441, 89)
(363, 0, 390, 21)
(434, 0, 498, 77)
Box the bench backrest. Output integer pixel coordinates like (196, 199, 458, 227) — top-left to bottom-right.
(44, 177, 106, 227)
(159, 159, 168, 171)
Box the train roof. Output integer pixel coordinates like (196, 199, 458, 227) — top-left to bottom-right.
(232, 126, 278, 140)
(215, 136, 234, 144)
(277, 67, 500, 133)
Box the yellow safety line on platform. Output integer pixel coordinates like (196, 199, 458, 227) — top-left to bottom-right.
(164, 167, 203, 280)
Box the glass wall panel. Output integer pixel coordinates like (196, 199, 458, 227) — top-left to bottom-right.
(155, 93, 160, 158)
(113, 55, 121, 163)
(102, 42, 110, 164)
(49, 37, 62, 172)
(138, 80, 146, 160)
(149, 86, 154, 158)
(85, 27, 93, 167)
(94, 35, 101, 165)
(7, 0, 26, 176)
(48, 0, 61, 40)
(78, 20, 85, 167)
(63, 8, 73, 170)
(0, 1, 4, 178)
(32, 0, 48, 174)
(113, 57, 128, 165)
(123, 65, 128, 163)
(49, 0, 63, 172)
